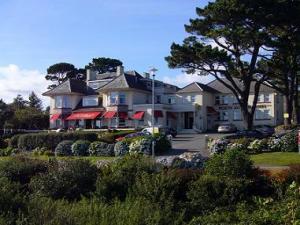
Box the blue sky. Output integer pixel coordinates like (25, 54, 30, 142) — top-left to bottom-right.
(0, 0, 212, 104)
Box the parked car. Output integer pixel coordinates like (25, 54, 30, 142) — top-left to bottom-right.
(254, 125, 275, 137)
(224, 130, 264, 140)
(141, 127, 177, 138)
(217, 123, 237, 133)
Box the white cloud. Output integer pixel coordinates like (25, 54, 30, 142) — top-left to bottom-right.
(162, 73, 215, 88)
(0, 64, 50, 107)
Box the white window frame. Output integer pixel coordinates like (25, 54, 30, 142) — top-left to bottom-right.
(191, 95, 196, 103)
(233, 109, 242, 121)
(83, 96, 98, 107)
(55, 96, 63, 108)
(119, 93, 126, 105)
(109, 92, 118, 105)
(255, 109, 271, 120)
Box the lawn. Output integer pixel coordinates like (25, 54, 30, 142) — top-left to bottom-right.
(251, 152, 300, 166)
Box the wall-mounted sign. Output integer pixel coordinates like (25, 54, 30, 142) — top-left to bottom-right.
(284, 113, 289, 119)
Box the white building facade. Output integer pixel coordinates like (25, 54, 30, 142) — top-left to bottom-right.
(43, 66, 284, 132)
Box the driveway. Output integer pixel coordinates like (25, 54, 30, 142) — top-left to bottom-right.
(167, 133, 224, 157)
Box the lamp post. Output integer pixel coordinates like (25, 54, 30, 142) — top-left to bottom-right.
(149, 67, 158, 158)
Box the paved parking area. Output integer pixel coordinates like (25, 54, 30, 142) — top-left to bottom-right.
(170, 133, 224, 157)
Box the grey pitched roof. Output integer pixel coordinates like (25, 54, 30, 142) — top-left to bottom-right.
(207, 78, 276, 94)
(42, 79, 96, 96)
(98, 71, 150, 92)
(177, 82, 219, 93)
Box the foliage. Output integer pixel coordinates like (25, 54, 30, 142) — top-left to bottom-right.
(71, 140, 91, 156)
(154, 134, 172, 154)
(114, 140, 129, 156)
(205, 148, 254, 178)
(96, 155, 159, 201)
(209, 138, 230, 154)
(88, 141, 115, 156)
(55, 140, 73, 156)
(248, 139, 269, 153)
(0, 156, 48, 185)
(129, 137, 152, 155)
(30, 159, 98, 200)
(275, 124, 298, 132)
(187, 175, 251, 214)
(28, 91, 43, 111)
(17, 132, 98, 151)
(98, 130, 135, 143)
(269, 130, 298, 152)
(86, 57, 123, 74)
(0, 137, 8, 149)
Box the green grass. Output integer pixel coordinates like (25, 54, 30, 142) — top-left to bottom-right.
(251, 152, 300, 166)
(0, 155, 115, 164)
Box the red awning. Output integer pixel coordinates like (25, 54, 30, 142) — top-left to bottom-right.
(207, 106, 218, 114)
(50, 114, 60, 121)
(103, 111, 116, 119)
(132, 111, 145, 120)
(154, 110, 163, 118)
(66, 112, 102, 120)
(167, 112, 176, 119)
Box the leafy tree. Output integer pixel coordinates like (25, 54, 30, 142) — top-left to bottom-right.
(28, 91, 43, 111)
(86, 57, 123, 74)
(0, 99, 11, 129)
(45, 63, 85, 89)
(260, 0, 300, 125)
(165, 0, 279, 129)
(11, 94, 27, 110)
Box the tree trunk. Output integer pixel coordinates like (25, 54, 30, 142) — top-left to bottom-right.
(241, 104, 254, 130)
(284, 95, 293, 126)
(293, 76, 299, 124)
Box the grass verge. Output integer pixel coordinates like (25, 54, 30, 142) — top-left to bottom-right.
(251, 152, 300, 166)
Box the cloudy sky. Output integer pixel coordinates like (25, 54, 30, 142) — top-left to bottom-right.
(0, 0, 211, 106)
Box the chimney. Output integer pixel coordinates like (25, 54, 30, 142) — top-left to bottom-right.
(116, 65, 124, 76)
(143, 72, 150, 79)
(86, 69, 91, 81)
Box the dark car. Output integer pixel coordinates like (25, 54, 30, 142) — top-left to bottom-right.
(224, 130, 264, 140)
(254, 125, 275, 137)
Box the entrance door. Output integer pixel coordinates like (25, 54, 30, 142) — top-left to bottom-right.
(184, 112, 194, 129)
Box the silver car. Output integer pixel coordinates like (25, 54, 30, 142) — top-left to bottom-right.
(217, 123, 237, 133)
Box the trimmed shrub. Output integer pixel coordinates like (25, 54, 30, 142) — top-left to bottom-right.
(17, 132, 98, 151)
(30, 159, 98, 200)
(0, 138, 8, 149)
(88, 141, 115, 156)
(209, 138, 230, 154)
(205, 148, 254, 178)
(114, 141, 129, 156)
(9, 134, 21, 149)
(98, 130, 136, 144)
(268, 130, 298, 152)
(71, 140, 90, 156)
(55, 140, 73, 156)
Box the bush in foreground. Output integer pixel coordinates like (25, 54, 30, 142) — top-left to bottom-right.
(89, 141, 115, 156)
(30, 159, 98, 200)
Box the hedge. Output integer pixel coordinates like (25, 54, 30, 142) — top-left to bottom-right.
(17, 132, 98, 151)
(98, 130, 135, 143)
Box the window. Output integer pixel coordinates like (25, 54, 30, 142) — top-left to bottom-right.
(255, 109, 271, 120)
(118, 118, 126, 127)
(156, 95, 161, 104)
(233, 109, 242, 121)
(55, 96, 63, 108)
(219, 111, 229, 121)
(55, 96, 70, 108)
(191, 95, 196, 103)
(119, 93, 126, 104)
(109, 92, 118, 105)
(89, 82, 100, 89)
(258, 94, 271, 103)
(222, 95, 230, 104)
(233, 95, 239, 104)
(83, 96, 98, 107)
(168, 96, 176, 104)
(215, 96, 220, 105)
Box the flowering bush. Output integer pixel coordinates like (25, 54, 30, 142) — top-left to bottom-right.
(209, 139, 230, 154)
(88, 141, 115, 156)
(248, 139, 268, 153)
(268, 130, 297, 152)
(114, 141, 129, 156)
(129, 137, 152, 155)
(226, 143, 245, 152)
